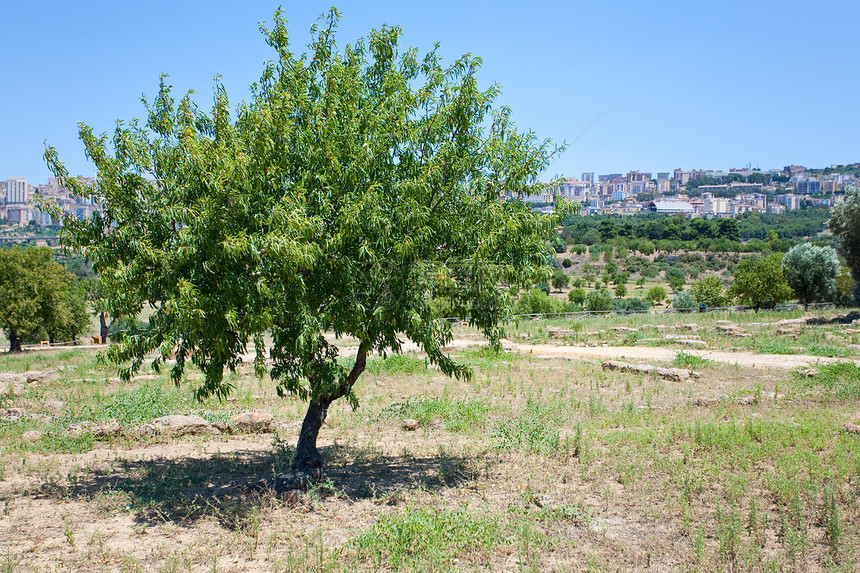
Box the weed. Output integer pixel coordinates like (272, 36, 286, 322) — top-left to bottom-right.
(716, 503, 742, 569)
(349, 507, 503, 570)
(807, 344, 853, 358)
(673, 351, 714, 370)
(491, 415, 560, 455)
(694, 526, 705, 564)
(823, 484, 842, 561)
(755, 339, 794, 354)
(797, 361, 860, 398)
(63, 518, 76, 548)
(379, 395, 491, 432)
(87, 382, 191, 425)
(365, 353, 428, 376)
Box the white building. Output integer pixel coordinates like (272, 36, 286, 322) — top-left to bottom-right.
(5, 177, 28, 204)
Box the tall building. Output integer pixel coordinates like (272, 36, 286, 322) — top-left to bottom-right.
(5, 177, 28, 204)
(581, 172, 594, 184)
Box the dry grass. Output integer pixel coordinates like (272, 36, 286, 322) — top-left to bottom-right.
(1, 313, 860, 571)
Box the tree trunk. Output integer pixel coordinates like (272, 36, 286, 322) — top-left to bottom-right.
(8, 330, 22, 353)
(291, 343, 369, 476)
(292, 398, 331, 476)
(99, 313, 111, 344)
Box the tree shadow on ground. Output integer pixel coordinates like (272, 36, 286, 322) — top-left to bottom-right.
(35, 441, 489, 528)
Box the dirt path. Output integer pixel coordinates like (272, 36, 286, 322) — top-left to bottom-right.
(504, 341, 854, 369)
(332, 338, 854, 370)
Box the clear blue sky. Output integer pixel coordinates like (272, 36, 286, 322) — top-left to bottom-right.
(2, 0, 858, 184)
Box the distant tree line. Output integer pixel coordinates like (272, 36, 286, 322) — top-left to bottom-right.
(559, 209, 830, 253)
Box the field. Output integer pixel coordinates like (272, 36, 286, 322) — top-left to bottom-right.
(2, 310, 860, 572)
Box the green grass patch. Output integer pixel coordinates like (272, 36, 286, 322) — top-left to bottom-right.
(806, 344, 855, 358)
(797, 362, 860, 398)
(673, 351, 714, 369)
(365, 354, 428, 376)
(349, 507, 504, 571)
(491, 415, 560, 454)
(754, 339, 795, 354)
(379, 395, 491, 432)
(85, 382, 193, 425)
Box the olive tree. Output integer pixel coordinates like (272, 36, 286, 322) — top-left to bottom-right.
(727, 254, 793, 311)
(0, 247, 89, 352)
(829, 187, 860, 303)
(44, 10, 563, 479)
(781, 243, 840, 308)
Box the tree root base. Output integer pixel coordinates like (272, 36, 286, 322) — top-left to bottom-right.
(248, 467, 324, 494)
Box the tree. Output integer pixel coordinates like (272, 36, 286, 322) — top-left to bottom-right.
(44, 10, 563, 478)
(0, 247, 89, 352)
(829, 187, 860, 303)
(716, 218, 740, 242)
(781, 243, 840, 308)
(665, 267, 686, 291)
(586, 291, 613, 312)
(551, 270, 570, 292)
(598, 219, 617, 241)
(689, 276, 729, 308)
(727, 254, 794, 311)
(567, 288, 586, 306)
(614, 283, 627, 297)
(645, 286, 667, 305)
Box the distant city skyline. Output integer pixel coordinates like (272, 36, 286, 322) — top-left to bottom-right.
(2, 1, 858, 184)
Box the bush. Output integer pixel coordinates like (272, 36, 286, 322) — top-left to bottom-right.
(604, 261, 618, 276)
(672, 290, 697, 313)
(613, 297, 650, 315)
(551, 271, 570, 291)
(562, 258, 572, 268)
(550, 235, 567, 253)
(665, 267, 687, 291)
(515, 288, 563, 315)
(614, 283, 627, 297)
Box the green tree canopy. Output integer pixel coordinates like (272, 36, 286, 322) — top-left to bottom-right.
(551, 269, 569, 292)
(645, 286, 667, 305)
(0, 247, 89, 352)
(829, 187, 860, 303)
(689, 276, 729, 308)
(781, 243, 840, 308)
(44, 10, 564, 476)
(727, 254, 794, 311)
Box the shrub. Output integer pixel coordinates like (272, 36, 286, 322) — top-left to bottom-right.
(672, 290, 697, 313)
(613, 297, 650, 315)
(665, 267, 687, 291)
(515, 288, 562, 315)
(562, 258, 572, 268)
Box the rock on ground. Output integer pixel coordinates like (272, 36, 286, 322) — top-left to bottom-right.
(136, 414, 222, 437)
(602, 360, 699, 382)
(229, 411, 275, 434)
